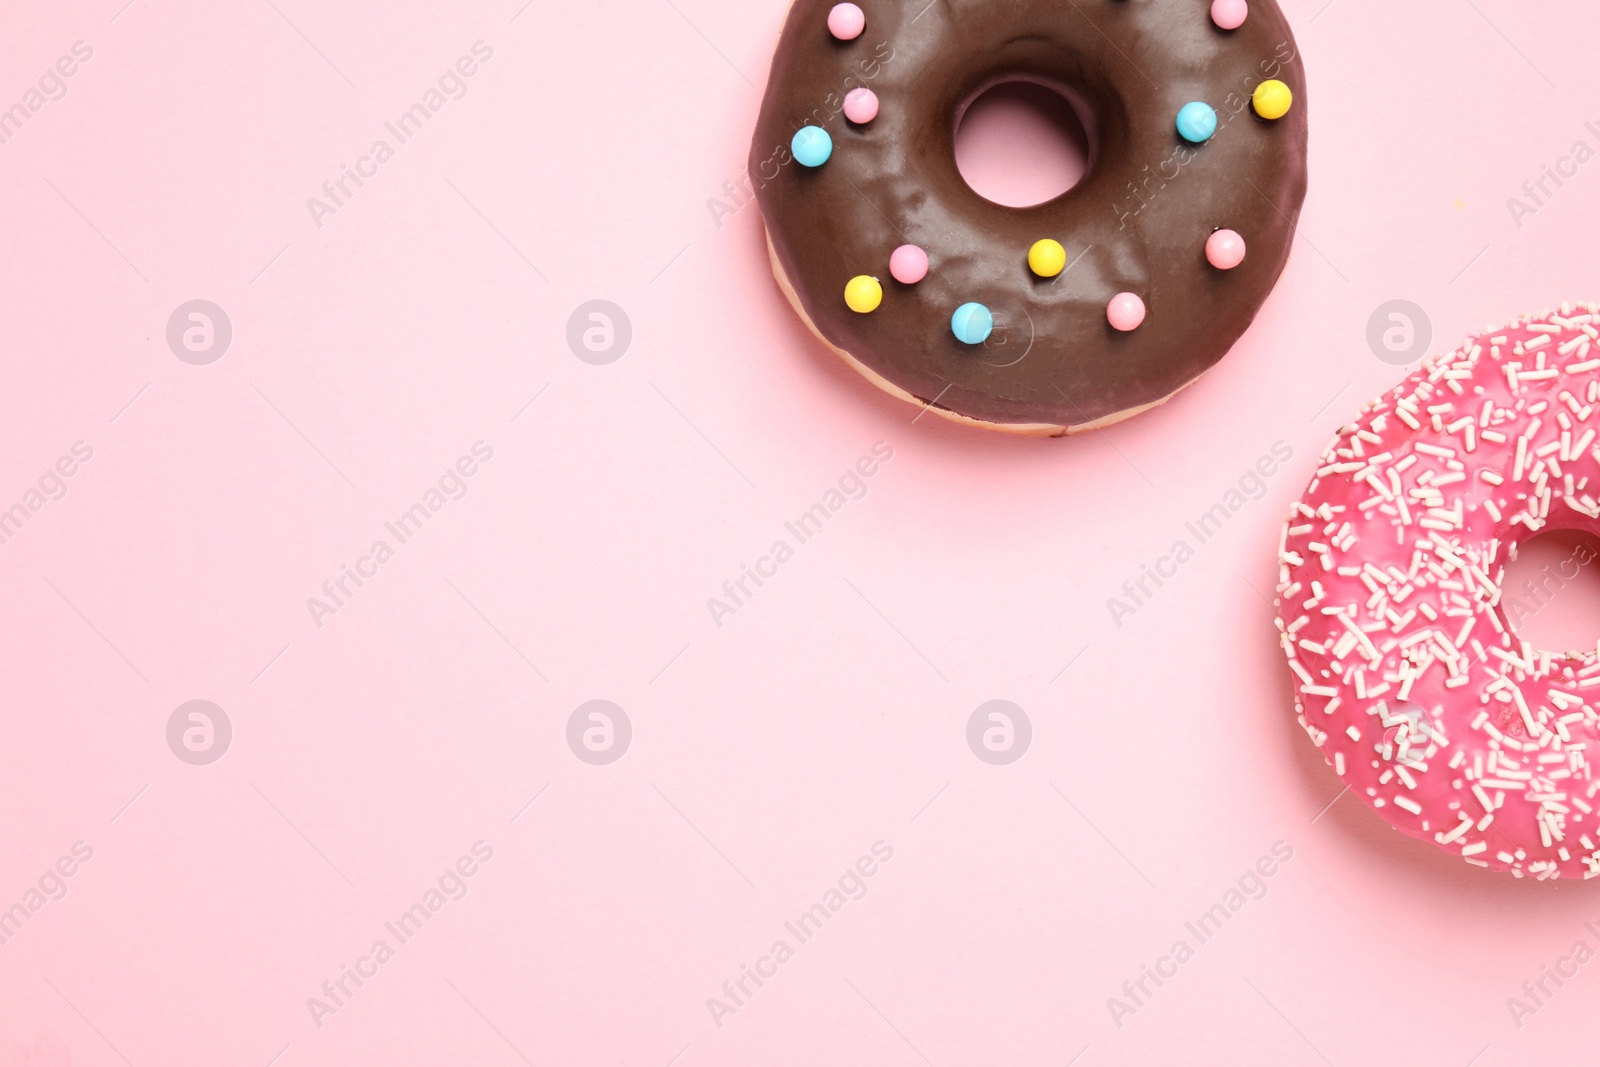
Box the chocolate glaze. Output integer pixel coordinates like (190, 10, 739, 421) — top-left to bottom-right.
(750, 0, 1309, 431)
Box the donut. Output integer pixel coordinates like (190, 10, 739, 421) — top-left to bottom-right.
(1278, 304, 1600, 879)
(748, 0, 1309, 435)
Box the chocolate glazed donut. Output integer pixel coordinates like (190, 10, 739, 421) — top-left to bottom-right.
(749, 0, 1309, 435)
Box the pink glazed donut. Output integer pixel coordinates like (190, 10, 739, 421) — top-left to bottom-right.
(1278, 304, 1600, 879)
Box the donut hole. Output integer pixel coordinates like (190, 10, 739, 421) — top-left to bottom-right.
(953, 80, 1093, 208)
(1502, 529, 1600, 655)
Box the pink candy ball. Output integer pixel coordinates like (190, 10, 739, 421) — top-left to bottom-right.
(889, 244, 929, 284)
(843, 87, 879, 124)
(828, 3, 866, 40)
(1107, 292, 1146, 332)
(1210, 0, 1248, 30)
(1206, 228, 1247, 270)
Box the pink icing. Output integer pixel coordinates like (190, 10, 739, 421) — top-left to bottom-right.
(1278, 303, 1600, 879)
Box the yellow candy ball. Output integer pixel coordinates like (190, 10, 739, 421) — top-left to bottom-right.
(1252, 79, 1293, 120)
(1028, 238, 1067, 278)
(844, 274, 882, 313)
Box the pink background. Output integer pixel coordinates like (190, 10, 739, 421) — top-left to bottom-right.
(4, 0, 1600, 1063)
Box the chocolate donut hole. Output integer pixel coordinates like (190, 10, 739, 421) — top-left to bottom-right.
(953, 79, 1094, 208)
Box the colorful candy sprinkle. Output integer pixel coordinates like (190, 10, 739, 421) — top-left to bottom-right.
(791, 126, 833, 167)
(1210, 0, 1248, 30)
(1027, 239, 1067, 278)
(951, 302, 993, 345)
(843, 87, 879, 124)
(1206, 229, 1247, 270)
(889, 244, 928, 284)
(1107, 292, 1146, 332)
(828, 3, 865, 40)
(845, 275, 882, 313)
(1176, 102, 1218, 144)
(1252, 79, 1292, 120)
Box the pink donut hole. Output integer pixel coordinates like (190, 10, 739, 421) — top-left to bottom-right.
(827, 2, 866, 40)
(1107, 292, 1146, 332)
(1206, 228, 1247, 270)
(1210, 0, 1248, 30)
(889, 244, 929, 284)
(843, 87, 879, 124)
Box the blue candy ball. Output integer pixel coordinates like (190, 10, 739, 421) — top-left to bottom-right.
(951, 302, 993, 345)
(1176, 101, 1218, 143)
(791, 126, 833, 167)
